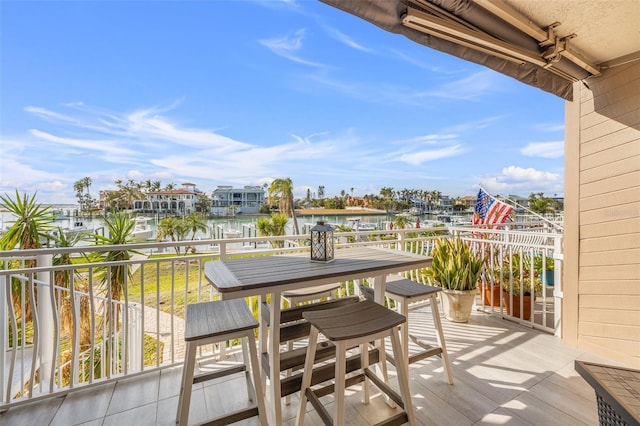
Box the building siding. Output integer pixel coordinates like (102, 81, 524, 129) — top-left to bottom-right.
(568, 60, 640, 367)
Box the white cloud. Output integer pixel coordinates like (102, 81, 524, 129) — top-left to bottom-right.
(480, 166, 563, 196)
(521, 141, 564, 159)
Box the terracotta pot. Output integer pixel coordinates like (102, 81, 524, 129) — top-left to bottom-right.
(440, 289, 476, 323)
(502, 291, 532, 320)
(480, 284, 501, 307)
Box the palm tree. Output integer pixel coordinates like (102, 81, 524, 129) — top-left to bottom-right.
(52, 227, 91, 344)
(0, 191, 55, 320)
(394, 214, 409, 230)
(73, 180, 85, 212)
(256, 213, 288, 248)
(89, 212, 140, 375)
(157, 216, 188, 254)
(182, 213, 208, 253)
(431, 190, 442, 212)
(269, 178, 299, 234)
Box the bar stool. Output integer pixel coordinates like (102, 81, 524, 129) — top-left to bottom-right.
(295, 300, 416, 426)
(384, 276, 454, 384)
(281, 282, 341, 308)
(176, 299, 267, 426)
(280, 282, 340, 405)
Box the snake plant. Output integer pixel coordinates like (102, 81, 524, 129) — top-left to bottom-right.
(426, 237, 486, 291)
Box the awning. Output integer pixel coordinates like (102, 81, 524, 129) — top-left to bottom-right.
(320, 0, 603, 101)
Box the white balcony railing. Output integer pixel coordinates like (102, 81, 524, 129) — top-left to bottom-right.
(1, 226, 562, 409)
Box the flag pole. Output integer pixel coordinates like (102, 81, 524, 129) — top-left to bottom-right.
(480, 186, 563, 231)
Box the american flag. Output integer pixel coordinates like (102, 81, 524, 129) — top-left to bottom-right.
(472, 188, 513, 226)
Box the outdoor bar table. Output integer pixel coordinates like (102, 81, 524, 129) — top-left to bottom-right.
(204, 246, 432, 425)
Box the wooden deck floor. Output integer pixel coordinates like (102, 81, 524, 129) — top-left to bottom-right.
(1, 304, 607, 425)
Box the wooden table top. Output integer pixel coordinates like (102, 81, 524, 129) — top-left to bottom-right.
(204, 246, 432, 297)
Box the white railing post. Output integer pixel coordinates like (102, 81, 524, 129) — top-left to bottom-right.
(397, 231, 405, 251)
(0, 273, 6, 403)
(553, 234, 564, 337)
(129, 303, 142, 372)
(37, 254, 54, 389)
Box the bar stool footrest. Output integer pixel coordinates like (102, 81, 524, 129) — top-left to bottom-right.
(203, 405, 260, 426)
(387, 335, 444, 366)
(363, 368, 404, 408)
(373, 412, 409, 426)
(280, 348, 380, 397)
(193, 364, 246, 385)
(303, 373, 373, 425)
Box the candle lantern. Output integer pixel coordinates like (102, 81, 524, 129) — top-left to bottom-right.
(310, 221, 334, 262)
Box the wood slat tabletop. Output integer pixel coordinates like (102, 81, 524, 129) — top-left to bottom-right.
(204, 246, 432, 297)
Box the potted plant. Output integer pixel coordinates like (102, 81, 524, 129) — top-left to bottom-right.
(426, 237, 486, 322)
(479, 273, 502, 307)
(534, 254, 555, 286)
(498, 254, 544, 320)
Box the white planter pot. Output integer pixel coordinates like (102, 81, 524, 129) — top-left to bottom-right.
(440, 289, 476, 323)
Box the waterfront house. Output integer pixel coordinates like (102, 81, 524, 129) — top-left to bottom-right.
(211, 185, 265, 215)
(134, 183, 203, 215)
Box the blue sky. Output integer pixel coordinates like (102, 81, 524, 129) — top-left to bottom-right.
(0, 0, 565, 204)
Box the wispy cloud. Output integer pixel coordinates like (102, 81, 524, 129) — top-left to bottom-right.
(5, 103, 366, 201)
(422, 70, 500, 100)
(259, 29, 325, 67)
(324, 27, 372, 52)
(390, 49, 454, 73)
(392, 134, 459, 146)
(398, 144, 467, 166)
(521, 141, 564, 159)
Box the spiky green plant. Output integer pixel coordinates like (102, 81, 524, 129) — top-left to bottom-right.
(0, 190, 55, 321)
(425, 237, 485, 291)
(0, 190, 55, 250)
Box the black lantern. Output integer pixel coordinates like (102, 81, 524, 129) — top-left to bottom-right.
(310, 221, 334, 262)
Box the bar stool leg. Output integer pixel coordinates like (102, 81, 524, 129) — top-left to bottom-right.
(295, 327, 319, 426)
(390, 326, 416, 426)
(176, 342, 197, 425)
(334, 340, 347, 425)
(360, 342, 370, 404)
(241, 336, 256, 403)
(246, 332, 269, 426)
(430, 294, 453, 384)
(375, 334, 396, 409)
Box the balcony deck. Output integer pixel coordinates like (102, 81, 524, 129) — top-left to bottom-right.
(1, 301, 603, 426)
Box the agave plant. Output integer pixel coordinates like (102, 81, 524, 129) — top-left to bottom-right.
(0, 191, 55, 321)
(425, 237, 486, 291)
(0, 190, 55, 250)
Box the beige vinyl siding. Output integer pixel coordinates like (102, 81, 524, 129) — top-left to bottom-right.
(572, 59, 640, 368)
